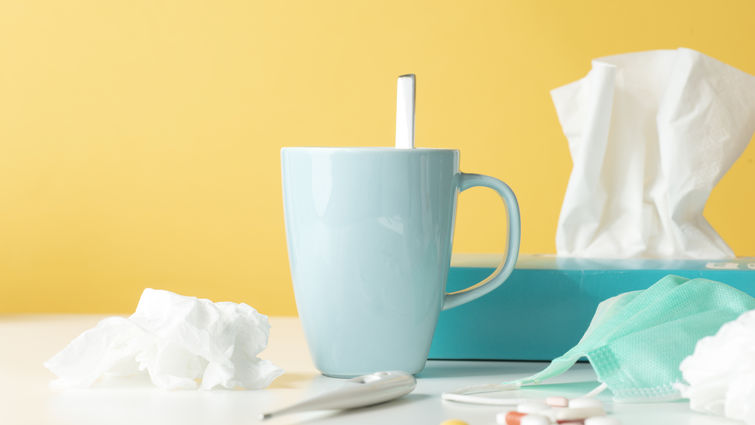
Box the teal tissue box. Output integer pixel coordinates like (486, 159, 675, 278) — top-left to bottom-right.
(428, 254, 755, 360)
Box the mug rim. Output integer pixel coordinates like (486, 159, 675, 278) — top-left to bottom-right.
(281, 147, 458, 152)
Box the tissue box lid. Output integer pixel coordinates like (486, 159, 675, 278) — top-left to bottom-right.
(451, 253, 755, 271)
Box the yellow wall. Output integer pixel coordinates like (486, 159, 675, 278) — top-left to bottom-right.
(2, 0, 755, 314)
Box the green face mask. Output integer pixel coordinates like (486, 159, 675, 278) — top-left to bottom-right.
(514, 275, 755, 402)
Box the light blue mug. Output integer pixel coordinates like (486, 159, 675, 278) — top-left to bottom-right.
(281, 147, 520, 377)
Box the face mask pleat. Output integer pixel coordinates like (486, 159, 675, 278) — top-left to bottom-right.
(510, 275, 755, 402)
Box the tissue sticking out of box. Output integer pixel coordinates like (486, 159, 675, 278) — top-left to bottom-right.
(553, 47, 755, 259)
(44, 288, 284, 390)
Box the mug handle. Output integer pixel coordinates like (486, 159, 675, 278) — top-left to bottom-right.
(442, 173, 521, 311)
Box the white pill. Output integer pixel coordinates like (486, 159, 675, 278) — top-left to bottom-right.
(521, 414, 551, 425)
(585, 416, 622, 425)
(554, 406, 606, 421)
(495, 411, 511, 425)
(546, 396, 569, 407)
(569, 397, 604, 409)
(517, 401, 550, 414)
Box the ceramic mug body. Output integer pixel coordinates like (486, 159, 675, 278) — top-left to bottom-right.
(281, 147, 519, 377)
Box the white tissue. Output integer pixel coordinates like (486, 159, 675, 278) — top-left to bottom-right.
(45, 288, 283, 390)
(678, 309, 755, 423)
(553, 48, 755, 259)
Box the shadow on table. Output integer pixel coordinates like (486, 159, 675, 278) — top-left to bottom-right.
(418, 360, 550, 379)
(291, 393, 433, 424)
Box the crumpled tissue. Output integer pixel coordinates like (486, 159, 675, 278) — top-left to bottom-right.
(45, 288, 283, 390)
(553, 47, 755, 259)
(677, 309, 755, 423)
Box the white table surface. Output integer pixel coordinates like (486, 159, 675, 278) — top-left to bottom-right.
(0, 315, 736, 425)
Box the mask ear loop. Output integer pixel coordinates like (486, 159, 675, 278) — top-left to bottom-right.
(442, 382, 610, 405)
(441, 383, 526, 405)
(583, 382, 608, 398)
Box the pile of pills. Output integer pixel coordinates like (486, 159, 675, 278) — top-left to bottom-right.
(495, 396, 621, 425)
